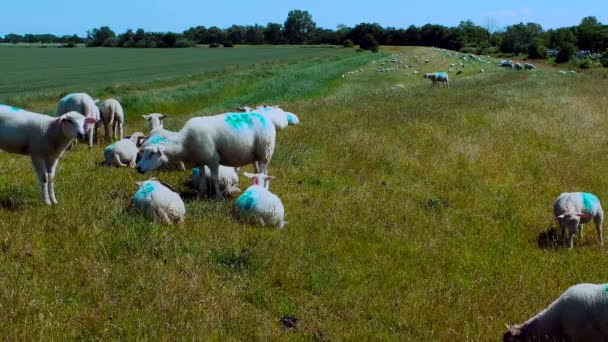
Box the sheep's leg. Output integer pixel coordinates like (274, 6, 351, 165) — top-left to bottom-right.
(31, 157, 51, 205)
(155, 208, 173, 225)
(88, 126, 94, 149)
(208, 164, 222, 201)
(119, 122, 124, 140)
(104, 120, 111, 140)
(595, 211, 604, 246)
(47, 158, 59, 205)
(128, 158, 136, 168)
(197, 165, 208, 197)
(578, 224, 584, 241)
(113, 154, 128, 167)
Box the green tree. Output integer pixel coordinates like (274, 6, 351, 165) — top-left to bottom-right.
(264, 23, 283, 44)
(359, 33, 379, 52)
(87, 26, 116, 47)
(284, 10, 316, 44)
(500, 22, 544, 54)
(556, 43, 575, 63)
(577, 16, 604, 51)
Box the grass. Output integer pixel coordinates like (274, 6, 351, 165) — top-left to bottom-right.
(1, 45, 608, 339)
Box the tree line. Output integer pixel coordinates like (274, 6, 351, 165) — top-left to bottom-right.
(2, 10, 607, 62)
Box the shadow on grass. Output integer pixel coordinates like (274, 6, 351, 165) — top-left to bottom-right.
(537, 227, 562, 250)
(0, 195, 30, 211)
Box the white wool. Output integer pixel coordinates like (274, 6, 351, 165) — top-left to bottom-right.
(130, 179, 185, 225)
(57, 93, 100, 148)
(97, 98, 125, 141)
(0, 105, 95, 205)
(103, 132, 145, 168)
(423, 72, 449, 87)
(192, 165, 241, 196)
(235, 173, 285, 228)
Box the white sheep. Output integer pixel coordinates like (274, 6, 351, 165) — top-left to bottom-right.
(130, 179, 185, 225)
(97, 98, 125, 141)
(57, 93, 100, 148)
(191, 165, 241, 197)
(143, 113, 165, 131)
(136, 112, 276, 200)
(423, 72, 449, 87)
(514, 62, 523, 70)
(524, 63, 536, 70)
(235, 172, 285, 228)
(237, 105, 300, 130)
(103, 132, 146, 168)
(0, 104, 96, 205)
(554, 192, 603, 248)
(504, 283, 608, 341)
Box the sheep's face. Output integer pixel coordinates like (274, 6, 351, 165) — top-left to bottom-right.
(244, 172, 274, 188)
(143, 113, 166, 131)
(136, 145, 168, 174)
(60, 112, 96, 139)
(556, 213, 580, 226)
(502, 324, 524, 341)
(127, 132, 146, 145)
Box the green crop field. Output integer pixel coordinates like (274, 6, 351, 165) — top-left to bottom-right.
(1, 45, 608, 339)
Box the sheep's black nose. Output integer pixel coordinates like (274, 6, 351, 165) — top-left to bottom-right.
(136, 167, 144, 174)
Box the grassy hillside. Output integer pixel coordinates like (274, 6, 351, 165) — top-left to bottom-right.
(1, 46, 608, 339)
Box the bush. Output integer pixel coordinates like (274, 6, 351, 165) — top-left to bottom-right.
(579, 59, 592, 69)
(223, 41, 234, 47)
(528, 42, 547, 59)
(556, 43, 575, 63)
(101, 37, 118, 47)
(175, 39, 195, 48)
(601, 52, 608, 67)
(209, 43, 221, 48)
(62, 42, 76, 48)
(359, 34, 379, 52)
(343, 39, 354, 48)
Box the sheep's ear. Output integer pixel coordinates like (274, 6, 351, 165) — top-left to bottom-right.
(143, 115, 150, 120)
(135, 181, 143, 186)
(159, 114, 166, 120)
(85, 117, 97, 124)
(236, 107, 246, 112)
(264, 175, 275, 181)
(557, 214, 566, 219)
(243, 172, 255, 179)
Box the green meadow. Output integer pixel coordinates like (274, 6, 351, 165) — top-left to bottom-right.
(1, 45, 608, 339)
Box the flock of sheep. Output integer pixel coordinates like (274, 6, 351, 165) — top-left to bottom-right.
(0, 93, 300, 227)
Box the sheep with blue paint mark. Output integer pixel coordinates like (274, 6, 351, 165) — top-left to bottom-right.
(554, 192, 604, 248)
(103, 132, 146, 168)
(136, 112, 276, 200)
(504, 283, 608, 341)
(0, 104, 96, 205)
(130, 179, 185, 225)
(97, 98, 125, 141)
(57, 93, 101, 148)
(237, 105, 300, 130)
(235, 172, 285, 228)
(423, 72, 449, 87)
(192, 166, 241, 197)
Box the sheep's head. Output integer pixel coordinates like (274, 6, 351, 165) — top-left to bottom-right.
(143, 113, 166, 131)
(136, 144, 168, 174)
(244, 172, 274, 189)
(126, 132, 146, 146)
(503, 324, 524, 341)
(423, 73, 431, 79)
(58, 112, 97, 140)
(286, 112, 300, 125)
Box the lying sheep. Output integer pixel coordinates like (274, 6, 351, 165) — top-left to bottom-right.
(192, 165, 240, 197)
(0, 104, 96, 205)
(130, 179, 185, 225)
(97, 99, 125, 141)
(103, 132, 146, 168)
(524, 63, 536, 70)
(235, 172, 285, 228)
(57, 93, 100, 148)
(423, 72, 449, 87)
(504, 283, 608, 341)
(136, 112, 276, 200)
(554, 192, 603, 248)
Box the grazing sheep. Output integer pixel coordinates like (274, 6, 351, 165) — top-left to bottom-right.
(504, 283, 608, 341)
(524, 63, 536, 70)
(192, 165, 241, 197)
(0, 104, 96, 205)
(103, 132, 146, 168)
(136, 112, 276, 200)
(500, 60, 514, 68)
(514, 62, 523, 70)
(97, 98, 125, 141)
(57, 93, 100, 148)
(423, 72, 449, 87)
(554, 192, 603, 248)
(130, 179, 185, 225)
(235, 172, 285, 228)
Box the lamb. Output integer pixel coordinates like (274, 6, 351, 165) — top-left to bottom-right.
(191, 165, 241, 197)
(235, 172, 285, 228)
(97, 98, 125, 141)
(554, 192, 603, 248)
(0, 104, 96, 205)
(57, 93, 100, 148)
(423, 72, 449, 87)
(504, 283, 608, 341)
(130, 179, 185, 225)
(103, 132, 146, 168)
(524, 63, 536, 70)
(136, 111, 276, 200)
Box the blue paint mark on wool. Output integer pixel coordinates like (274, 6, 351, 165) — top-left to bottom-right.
(133, 181, 156, 200)
(225, 113, 268, 130)
(236, 189, 258, 210)
(145, 135, 166, 145)
(104, 143, 115, 159)
(437, 72, 447, 78)
(582, 193, 599, 213)
(0, 104, 22, 112)
(286, 113, 296, 124)
(192, 167, 201, 177)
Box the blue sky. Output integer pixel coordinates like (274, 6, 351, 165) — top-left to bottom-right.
(2, 0, 607, 36)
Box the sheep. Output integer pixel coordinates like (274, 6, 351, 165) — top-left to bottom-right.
(479, 69, 485, 73)
(504, 283, 608, 341)
(450, 63, 455, 68)
(136, 112, 276, 200)
(237, 105, 300, 130)
(456, 70, 463, 75)
(524, 63, 536, 70)
(143, 113, 166, 131)
(97, 99, 125, 141)
(57, 93, 100, 148)
(554, 192, 603, 248)
(130, 179, 185, 225)
(191, 165, 241, 197)
(103, 132, 146, 168)
(235, 172, 285, 228)
(514, 62, 523, 70)
(423, 72, 449, 87)
(0, 104, 96, 205)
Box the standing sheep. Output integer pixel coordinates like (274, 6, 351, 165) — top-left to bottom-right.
(423, 72, 449, 87)
(136, 112, 276, 200)
(554, 192, 604, 248)
(103, 132, 146, 168)
(504, 283, 608, 341)
(0, 104, 96, 205)
(97, 98, 125, 141)
(524, 63, 536, 70)
(130, 179, 185, 225)
(235, 172, 285, 228)
(514, 62, 523, 70)
(192, 166, 241, 197)
(237, 105, 300, 130)
(57, 93, 100, 148)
